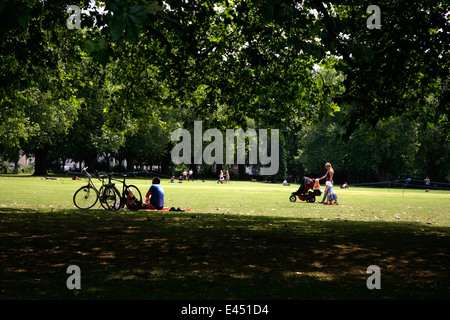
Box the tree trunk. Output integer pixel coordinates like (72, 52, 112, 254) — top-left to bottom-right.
(33, 147, 49, 176)
(126, 155, 136, 172)
(13, 161, 19, 174)
(238, 164, 246, 180)
(160, 151, 171, 175)
(377, 156, 390, 182)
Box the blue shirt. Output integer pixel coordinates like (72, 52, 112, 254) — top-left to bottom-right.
(149, 184, 164, 209)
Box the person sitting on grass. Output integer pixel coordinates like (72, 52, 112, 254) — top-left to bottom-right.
(143, 177, 165, 210)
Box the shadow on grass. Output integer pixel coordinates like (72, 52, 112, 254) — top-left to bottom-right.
(0, 208, 448, 300)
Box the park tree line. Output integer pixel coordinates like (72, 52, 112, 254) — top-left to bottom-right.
(0, 0, 448, 182)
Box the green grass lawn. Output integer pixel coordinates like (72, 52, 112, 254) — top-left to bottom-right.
(0, 175, 449, 300)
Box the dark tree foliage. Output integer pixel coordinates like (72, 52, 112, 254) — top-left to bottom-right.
(0, 0, 448, 177)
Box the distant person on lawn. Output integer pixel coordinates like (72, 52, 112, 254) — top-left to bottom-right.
(143, 177, 165, 210)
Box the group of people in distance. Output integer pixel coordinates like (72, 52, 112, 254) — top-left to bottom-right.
(218, 170, 230, 183)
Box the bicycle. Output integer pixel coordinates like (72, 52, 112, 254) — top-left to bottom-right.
(73, 167, 107, 209)
(102, 173, 143, 211)
(73, 168, 143, 211)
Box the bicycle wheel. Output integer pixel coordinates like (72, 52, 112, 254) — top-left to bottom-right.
(124, 185, 142, 210)
(100, 185, 121, 210)
(73, 185, 99, 209)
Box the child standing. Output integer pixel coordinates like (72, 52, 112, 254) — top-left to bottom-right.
(325, 181, 338, 205)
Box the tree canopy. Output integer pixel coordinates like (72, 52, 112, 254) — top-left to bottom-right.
(0, 0, 448, 180)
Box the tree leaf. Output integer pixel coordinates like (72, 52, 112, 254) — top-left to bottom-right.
(110, 13, 126, 42)
(128, 5, 147, 26)
(13, 4, 31, 30)
(125, 5, 148, 43)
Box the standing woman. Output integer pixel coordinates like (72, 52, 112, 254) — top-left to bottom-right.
(317, 163, 334, 203)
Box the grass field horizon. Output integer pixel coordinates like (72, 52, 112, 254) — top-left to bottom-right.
(1, 174, 449, 299)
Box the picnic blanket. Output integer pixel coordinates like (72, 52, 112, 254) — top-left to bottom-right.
(139, 207, 191, 212)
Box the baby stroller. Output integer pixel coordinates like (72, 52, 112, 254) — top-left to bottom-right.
(290, 176, 322, 203)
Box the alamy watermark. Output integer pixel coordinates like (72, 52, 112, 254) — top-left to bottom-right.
(66, 4, 381, 31)
(366, 265, 381, 289)
(171, 121, 279, 176)
(66, 265, 81, 290)
(66, 5, 81, 30)
(367, 5, 381, 29)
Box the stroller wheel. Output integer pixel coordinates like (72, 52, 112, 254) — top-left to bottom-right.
(289, 195, 297, 202)
(306, 196, 315, 203)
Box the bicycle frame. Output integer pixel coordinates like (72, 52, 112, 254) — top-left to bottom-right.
(80, 167, 108, 204)
(108, 175, 130, 201)
(81, 168, 99, 193)
(106, 174, 142, 209)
